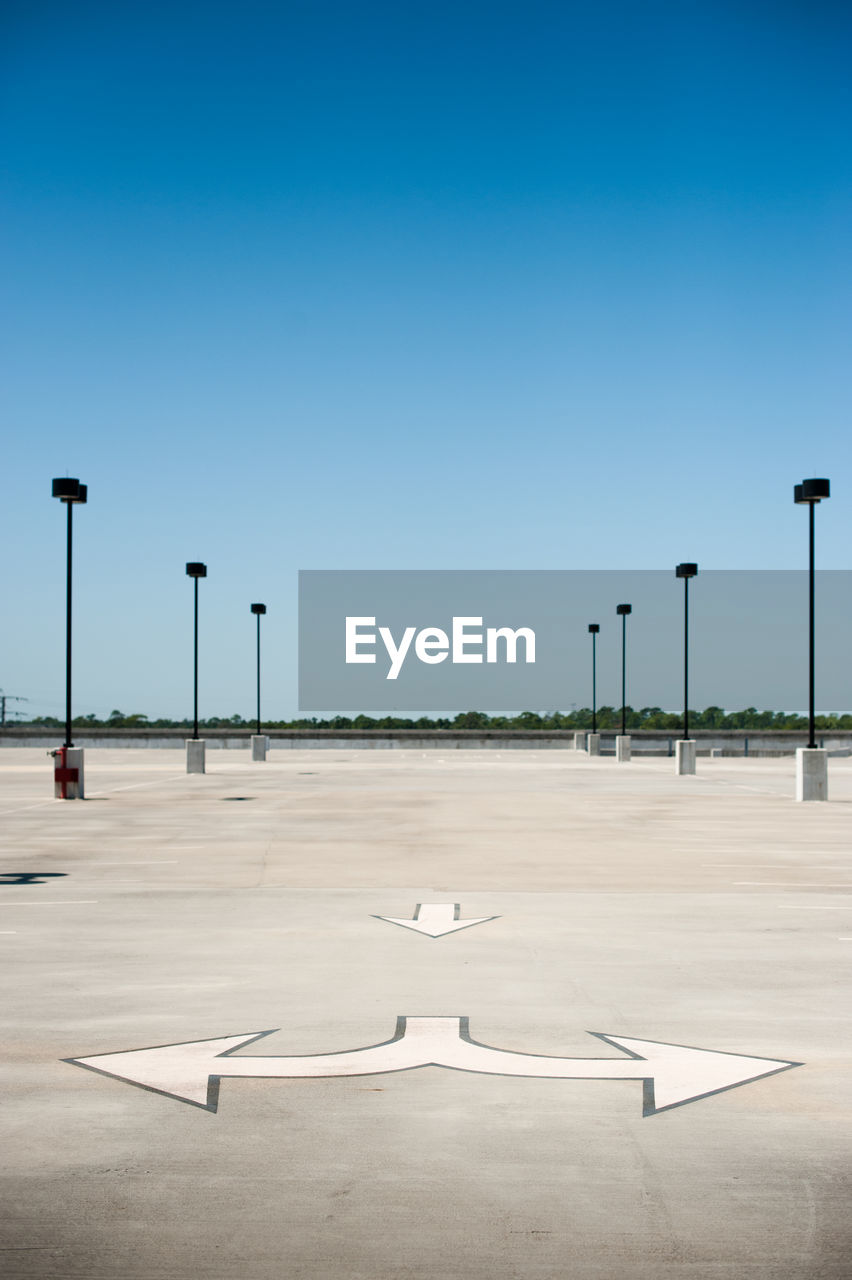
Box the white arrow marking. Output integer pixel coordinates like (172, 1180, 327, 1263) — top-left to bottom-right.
(66, 1017, 799, 1115)
(375, 903, 498, 937)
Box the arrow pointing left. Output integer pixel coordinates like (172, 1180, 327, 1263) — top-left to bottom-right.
(66, 1017, 800, 1115)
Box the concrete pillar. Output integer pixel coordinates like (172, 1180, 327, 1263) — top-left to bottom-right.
(251, 734, 269, 762)
(615, 734, 631, 762)
(573, 731, 587, 751)
(796, 747, 827, 802)
(710, 748, 723, 758)
(675, 739, 696, 775)
(53, 747, 85, 799)
(587, 733, 601, 756)
(186, 739, 206, 774)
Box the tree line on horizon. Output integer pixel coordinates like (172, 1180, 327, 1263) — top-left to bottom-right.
(12, 707, 852, 731)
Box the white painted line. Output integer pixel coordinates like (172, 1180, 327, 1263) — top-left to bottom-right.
(67, 1017, 799, 1116)
(0, 800, 62, 816)
(95, 775, 188, 795)
(90, 886, 220, 893)
(730, 785, 779, 794)
(72, 886, 229, 893)
(704, 864, 851, 869)
(839, 937, 852, 941)
(0, 930, 18, 934)
(0, 900, 98, 907)
(0, 773, 189, 816)
(778, 904, 850, 910)
(735, 882, 852, 888)
(85, 861, 179, 866)
(69, 881, 148, 887)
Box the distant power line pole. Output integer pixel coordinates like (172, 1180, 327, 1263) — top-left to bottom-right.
(0, 692, 28, 727)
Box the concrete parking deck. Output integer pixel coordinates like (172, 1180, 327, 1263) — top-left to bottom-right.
(2, 748, 850, 1278)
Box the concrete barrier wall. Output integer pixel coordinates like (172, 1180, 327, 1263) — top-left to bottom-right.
(3, 728, 852, 755)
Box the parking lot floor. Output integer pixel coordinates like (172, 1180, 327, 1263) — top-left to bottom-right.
(1, 747, 850, 1279)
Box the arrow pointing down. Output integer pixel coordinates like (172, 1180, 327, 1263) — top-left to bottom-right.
(375, 903, 497, 936)
(66, 1017, 799, 1115)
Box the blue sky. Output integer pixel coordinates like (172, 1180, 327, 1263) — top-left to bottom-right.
(2, 0, 851, 720)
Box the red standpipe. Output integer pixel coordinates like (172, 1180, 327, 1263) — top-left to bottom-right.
(54, 746, 79, 799)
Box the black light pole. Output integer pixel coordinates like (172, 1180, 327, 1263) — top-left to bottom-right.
(186, 563, 207, 739)
(251, 603, 267, 736)
(616, 604, 632, 736)
(588, 624, 600, 732)
(675, 564, 698, 740)
(794, 479, 830, 749)
(52, 479, 87, 748)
